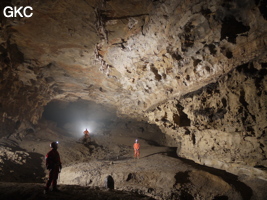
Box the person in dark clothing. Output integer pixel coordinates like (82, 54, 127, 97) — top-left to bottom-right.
(44, 141, 62, 194)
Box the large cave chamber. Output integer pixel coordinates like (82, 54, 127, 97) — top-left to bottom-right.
(41, 99, 167, 161)
(0, 0, 267, 199)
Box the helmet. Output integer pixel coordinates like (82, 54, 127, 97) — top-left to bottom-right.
(50, 141, 58, 149)
(135, 139, 138, 143)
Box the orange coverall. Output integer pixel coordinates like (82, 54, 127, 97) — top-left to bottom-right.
(83, 129, 89, 137)
(133, 142, 140, 158)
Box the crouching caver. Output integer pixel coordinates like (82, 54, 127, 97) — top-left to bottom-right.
(44, 141, 62, 194)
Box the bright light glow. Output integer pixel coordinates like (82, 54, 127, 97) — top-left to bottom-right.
(63, 120, 102, 138)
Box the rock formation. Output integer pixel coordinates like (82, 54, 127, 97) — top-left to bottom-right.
(0, 0, 267, 192)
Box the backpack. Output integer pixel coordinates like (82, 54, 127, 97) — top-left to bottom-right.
(104, 175, 114, 190)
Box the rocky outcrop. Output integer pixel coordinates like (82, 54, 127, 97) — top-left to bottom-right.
(146, 62, 267, 176)
(60, 155, 247, 200)
(99, 0, 267, 116)
(0, 0, 267, 177)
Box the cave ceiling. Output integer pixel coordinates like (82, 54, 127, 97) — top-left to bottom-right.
(0, 0, 267, 123)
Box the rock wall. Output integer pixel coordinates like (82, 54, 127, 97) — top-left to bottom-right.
(100, 0, 267, 117)
(146, 62, 267, 176)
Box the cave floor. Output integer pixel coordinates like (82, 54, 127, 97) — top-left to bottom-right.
(0, 122, 267, 200)
(0, 182, 153, 200)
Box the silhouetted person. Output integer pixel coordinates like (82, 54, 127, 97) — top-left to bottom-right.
(83, 128, 90, 143)
(44, 141, 62, 194)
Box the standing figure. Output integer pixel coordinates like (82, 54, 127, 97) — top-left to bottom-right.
(83, 128, 90, 143)
(44, 141, 62, 194)
(133, 139, 140, 159)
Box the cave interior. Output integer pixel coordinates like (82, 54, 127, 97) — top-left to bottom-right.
(0, 0, 267, 199)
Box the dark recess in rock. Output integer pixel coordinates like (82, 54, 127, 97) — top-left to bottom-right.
(191, 133, 196, 145)
(237, 62, 267, 89)
(193, 59, 202, 67)
(206, 44, 217, 55)
(180, 190, 194, 200)
(256, 0, 267, 20)
(174, 171, 190, 185)
(126, 173, 135, 181)
(222, 97, 227, 107)
(150, 65, 162, 81)
(7, 43, 24, 65)
(225, 50, 233, 59)
(220, 16, 250, 43)
(213, 195, 229, 200)
(167, 47, 183, 61)
(201, 8, 212, 18)
(175, 104, 191, 127)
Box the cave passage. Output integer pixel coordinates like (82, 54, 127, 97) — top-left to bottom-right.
(41, 99, 168, 146)
(42, 99, 117, 127)
(42, 99, 118, 137)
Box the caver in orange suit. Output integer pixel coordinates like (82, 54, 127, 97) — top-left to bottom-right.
(83, 129, 89, 137)
(83, 129, 90, 143)
(133, 139, 140, 159)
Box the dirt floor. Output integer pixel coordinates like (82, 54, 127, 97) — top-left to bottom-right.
(0, 182, 154, 200)
(0, 120, 267, 200)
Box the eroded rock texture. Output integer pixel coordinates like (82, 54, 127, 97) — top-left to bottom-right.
(0, 0, 267, 176)
(146, 63, 267, 175)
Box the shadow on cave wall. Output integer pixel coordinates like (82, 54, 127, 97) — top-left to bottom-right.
(0, 116, 17, 138)
(0, 142, 45, 183)
(177, 157, 253, 200)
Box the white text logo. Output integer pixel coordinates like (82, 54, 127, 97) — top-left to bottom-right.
(3, 6, 33, 18)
